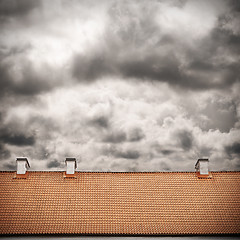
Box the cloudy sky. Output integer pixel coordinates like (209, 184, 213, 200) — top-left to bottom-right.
(0, 0, 240, 172)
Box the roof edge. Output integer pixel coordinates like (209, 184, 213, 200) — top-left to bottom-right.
(0, 170, 240, 173)
(0, 233, 240, 237)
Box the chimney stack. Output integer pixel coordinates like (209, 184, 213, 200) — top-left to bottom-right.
(65, 158, 77, 175)
(195, 159, 209, 175)
(16, 158, 30, 174)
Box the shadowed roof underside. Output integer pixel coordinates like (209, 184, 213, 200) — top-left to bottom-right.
(0, 171, 239, 235)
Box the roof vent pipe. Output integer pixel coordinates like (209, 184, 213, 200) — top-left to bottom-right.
(195, 159, 209, 175)
(16, 158, 30, 174)
(65, 158, 77, 175)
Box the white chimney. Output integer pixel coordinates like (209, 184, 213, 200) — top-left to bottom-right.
(195, 159, 209, 175)
(65, 158, 77, 175)
(16, 157, 30, 174)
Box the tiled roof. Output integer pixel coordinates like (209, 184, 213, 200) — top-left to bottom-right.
(0, 171, 239, 235)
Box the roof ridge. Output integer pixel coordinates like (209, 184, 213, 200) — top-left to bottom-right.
(0, 170, 240, 173)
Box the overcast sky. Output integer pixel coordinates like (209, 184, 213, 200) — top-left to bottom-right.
(0, 0, 239, 172)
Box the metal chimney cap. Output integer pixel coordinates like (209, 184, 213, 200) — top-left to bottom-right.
(16, 157, 30, 168)
(195, 158, 208, 168)
(65, 157, 77, 169)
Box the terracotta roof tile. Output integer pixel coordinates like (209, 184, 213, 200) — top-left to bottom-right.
(0, 171, 240, 235)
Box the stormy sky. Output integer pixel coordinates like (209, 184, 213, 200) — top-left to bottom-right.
(0, 0, 240, 172)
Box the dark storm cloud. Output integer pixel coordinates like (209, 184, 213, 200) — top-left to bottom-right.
(176, 130, 193, 151)
(0, 43, 59, 100)
(211, 27, 240, 54)
(73, 39, 240, 90)
(11, 71, 52, 96)
(72, 0, 240, 90)
(0, 120, 35, 146)
(0, 59, 57, 98)
(118, 54, 182, 85)
(0, 131, 35, 146)
(225, 142, 240, 156)
(47, 159, 60, 168)
(0, 0, 39, 19)
(0, 113, 34, 158)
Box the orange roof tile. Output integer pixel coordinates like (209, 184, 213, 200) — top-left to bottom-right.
(0, 171, 239, 235)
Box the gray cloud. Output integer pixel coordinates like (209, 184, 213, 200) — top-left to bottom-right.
(103, 146, 140, 160)
(0, 133, 35, 146)
(0, 57, 59, 98)
(102, 128, 145, 144)
(102, 131, 127, 143)
(0, 49, 58, 107)
(176, 130, 193, 151)
(0, 143, 10, 160)
(0, 0, 239, 172)
(0, 105, 31, 135)
(73, 53, 112, 81)
(47, 159, 60, 168)
(152, 142, 175, 156)
(72, 0, 240, 90)
(0, 128, 35, 146)
(89, 115, 109, 129)
(225, 142, 240, 156)
(159, 161, 171, 171)
(0, 0, 39, 19)
(201, 99, 238, 132)
(0, 0, 239, 94)
(128, 128, 145, 142)
(115, 150, 140, 159)
(198, 146, 213, 158)
(3, 162, 15, 170)
(161, 149, 175, 156)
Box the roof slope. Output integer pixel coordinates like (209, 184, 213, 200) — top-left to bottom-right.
(0, 171, 240, 235)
